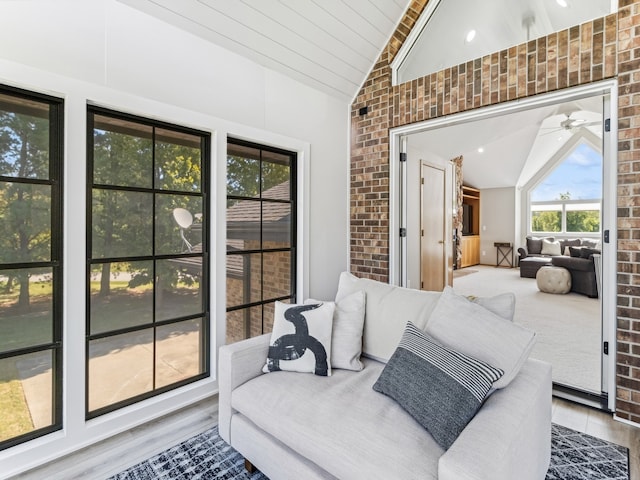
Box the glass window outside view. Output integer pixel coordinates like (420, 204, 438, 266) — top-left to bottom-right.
(226, 139, 295, 344)
(0, 88, 63, 449)
(87, 109, 209, 416)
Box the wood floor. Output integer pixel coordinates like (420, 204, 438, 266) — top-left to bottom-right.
(10, 395, 640, 479)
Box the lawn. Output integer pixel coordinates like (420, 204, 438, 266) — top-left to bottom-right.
(0, 359, 34, 442)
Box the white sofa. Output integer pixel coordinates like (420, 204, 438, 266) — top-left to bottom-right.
(219, 274, 552, 480)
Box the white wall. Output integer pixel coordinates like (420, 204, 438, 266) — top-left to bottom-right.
(479, 187, 517, 266)
(0, 0, 349, 476)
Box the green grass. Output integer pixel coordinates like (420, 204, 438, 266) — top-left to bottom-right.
(0, 360, 34, 442)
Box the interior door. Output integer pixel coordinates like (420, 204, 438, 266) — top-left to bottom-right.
(420, 163, 446, 291)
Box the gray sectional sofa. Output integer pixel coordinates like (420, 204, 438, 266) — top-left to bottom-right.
(518, 236, 601, 297)
(219, 273, 552, 480)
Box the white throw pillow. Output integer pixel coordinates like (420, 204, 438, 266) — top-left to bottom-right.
(541, 238, 561, 256)
(263, 301, 335, 376)
(307, 290, 366, 371)
(468, 292, 516, 321)
(425, 287, 536, 389)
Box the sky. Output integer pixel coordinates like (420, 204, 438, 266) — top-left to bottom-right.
(531, 143, 602, 202)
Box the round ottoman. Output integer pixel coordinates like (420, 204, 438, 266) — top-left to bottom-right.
(536, 266, 571, 294)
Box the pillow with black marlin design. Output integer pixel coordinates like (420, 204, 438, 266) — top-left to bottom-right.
(263, 301, 336, 376)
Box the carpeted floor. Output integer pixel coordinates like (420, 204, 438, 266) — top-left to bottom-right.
(453, 265, 601, 393)
(109, 423, 629, 480)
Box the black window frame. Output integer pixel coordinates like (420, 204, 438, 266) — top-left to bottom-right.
(0, 84, 64, 450)
(86, 106, 210, 418)
(226, 137, 297, 340)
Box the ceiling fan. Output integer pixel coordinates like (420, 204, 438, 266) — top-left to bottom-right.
(540, 112, 601, 135)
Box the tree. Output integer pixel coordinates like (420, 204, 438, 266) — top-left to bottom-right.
(0, 108, 51, 310)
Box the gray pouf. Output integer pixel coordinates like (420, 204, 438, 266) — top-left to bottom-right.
(536, 266, 571, 294)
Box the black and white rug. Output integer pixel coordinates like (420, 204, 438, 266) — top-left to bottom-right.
(109, 423, 628, 480)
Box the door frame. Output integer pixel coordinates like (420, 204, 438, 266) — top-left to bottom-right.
(389, 79, 618, 411)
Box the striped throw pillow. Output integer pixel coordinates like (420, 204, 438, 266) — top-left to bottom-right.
(373, 322, 504, 450)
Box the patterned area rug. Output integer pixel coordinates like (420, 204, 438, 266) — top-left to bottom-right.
(109, 423, 628, 480)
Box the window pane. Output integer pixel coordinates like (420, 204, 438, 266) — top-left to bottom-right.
(155, 259, 202, 322)
(262, 161, 290, 200)
(92, 115, 152, 188)
(0, 268, 52, 351)
(155, 194, 203, 255)
(531, 210, 561, 232)
(155, 128, 202, 192)
(88, 329, 153, 412)
(0, 93, 50, 180)
(566, 210, 600, 233)
(226, 198, 260, 247)
(263, 203, 290, 248)
(226, 306, 262, 344)
(92, 189, 153, 258)
(226, 253, 261, 308)
(89, 261, 153, 335)
(0, 182, 51, 264)
(227, 154, 259, 199)
(156, 318, 203, 388)
(0, 351, 53, 442)
(263, 251, 291, 301)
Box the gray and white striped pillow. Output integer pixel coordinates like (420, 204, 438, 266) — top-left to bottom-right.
(373, 322, 503, 450)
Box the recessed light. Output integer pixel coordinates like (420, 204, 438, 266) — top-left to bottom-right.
(465, 30, 476, 43)
(556, 0, 567, 7)
(477, 147, 484, 153)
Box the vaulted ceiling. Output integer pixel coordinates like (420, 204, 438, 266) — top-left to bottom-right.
(118, 0, 412, 102)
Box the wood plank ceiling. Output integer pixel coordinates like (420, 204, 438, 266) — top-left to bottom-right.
(118, 0, 412, 101)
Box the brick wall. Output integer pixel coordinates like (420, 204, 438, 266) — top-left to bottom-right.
(350, 0, 640, 422)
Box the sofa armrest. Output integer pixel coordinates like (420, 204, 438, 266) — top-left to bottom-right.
(218, 333, 270, 443)
(517, 246, 528, 259)
(438, 358, 552, 480)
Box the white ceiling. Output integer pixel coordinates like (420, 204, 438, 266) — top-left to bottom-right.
(408, 96, 603, 190)
(117, 0, 412, 101)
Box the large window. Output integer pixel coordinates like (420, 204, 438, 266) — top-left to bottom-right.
(87, 107, 209, 417)
(530, 143, 602, 235)
(0, 86, 63, 449)
(226, 139, 296, 343)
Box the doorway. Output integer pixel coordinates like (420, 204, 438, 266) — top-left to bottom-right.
(389, 81, 617, 411)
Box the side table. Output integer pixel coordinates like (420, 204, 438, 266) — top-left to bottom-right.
(494, 242, 513, 268)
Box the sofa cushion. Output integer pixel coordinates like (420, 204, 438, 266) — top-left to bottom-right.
(580, 247, 601, 260)
(232, 357, 443, 480)
(526, 236, 554, 255)
(335, 271, 440, 362)
(551, 255, 596, 272)
(263, 301, 334, 376)
(559, 238, 581, 255)
(467, 292, 516, 321)
(373, 322, 503, 450)
(569, 246, 584, 257)
(308, 290, 365, 371)
(425, 287, 536, 389)
(541, 238, 561, 256)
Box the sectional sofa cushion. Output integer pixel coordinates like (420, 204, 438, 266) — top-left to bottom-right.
(541, 238, 562, 256)
(263, 301, 335, 376)
(373, 322, 504, 450)
(526, 236, 554, 255)
(468, 292, 516, 321)
(232, 357, 444, 479)
(425, 287, 536, 389)
(335, 271, 440, 361)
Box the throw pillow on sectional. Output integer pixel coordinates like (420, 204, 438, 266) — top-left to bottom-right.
(373, 322, 503, 450)
(425, 286, 536, 389)
(263, 301, 335, 376)
(307, 290, 365, 371)
(541, 238, 561, 256)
